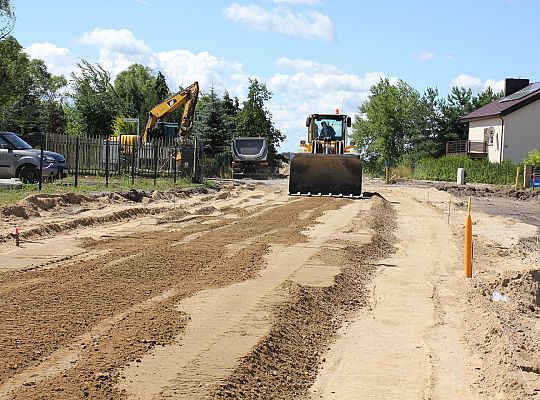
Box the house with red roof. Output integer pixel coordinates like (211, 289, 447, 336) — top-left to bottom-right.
(457, 78, 540, 163)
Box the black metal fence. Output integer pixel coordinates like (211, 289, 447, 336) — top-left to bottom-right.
(43, 133, 232, 186)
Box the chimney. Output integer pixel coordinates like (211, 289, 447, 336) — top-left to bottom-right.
(504, 78, 530, 96)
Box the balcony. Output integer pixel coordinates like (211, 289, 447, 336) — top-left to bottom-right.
(446, 140, 487, 159)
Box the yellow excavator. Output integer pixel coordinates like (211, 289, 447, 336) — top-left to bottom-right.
(288, 110, 363, 197)
(142, 81, 199, 143)
(141, 82, 202, 182)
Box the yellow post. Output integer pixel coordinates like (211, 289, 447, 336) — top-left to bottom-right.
(464, 197, 472, 278)
(385, 167, 389, 182)
(515, 166, 520, 190)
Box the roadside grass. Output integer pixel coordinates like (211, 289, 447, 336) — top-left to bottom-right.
(0, 175, 203, 207)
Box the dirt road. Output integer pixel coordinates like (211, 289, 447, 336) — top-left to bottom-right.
(0, 180, 538, 399)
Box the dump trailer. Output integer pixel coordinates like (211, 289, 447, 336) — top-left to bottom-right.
(231, 137, 269, 179)
(288, 112, 363, 197)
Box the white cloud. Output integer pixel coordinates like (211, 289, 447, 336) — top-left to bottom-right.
(268, 57, 395, 151)
(24, 42, 76, 76)
(450, 74, 504, 93)
(415, 52, 434, 62)
(224, 3, 335, 42)
(79, 28, 154, 74)
(155, 50, 249, 98)
(484, 79, 505, 93)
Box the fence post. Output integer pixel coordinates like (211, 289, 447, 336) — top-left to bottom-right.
(74, 136, 80, 187)
(39, 133, 44, 190)
(131, 140, 136, 186)
(105, 137, 110, 187)
(118, 134, 122, 176)
(173, 141, 178, 184)
(153, 141, 158, 187)
(464, 197, 473, 278)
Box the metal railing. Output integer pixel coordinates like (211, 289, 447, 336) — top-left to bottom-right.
(42, 133, 232, 186)
(446, 140, 487, 158)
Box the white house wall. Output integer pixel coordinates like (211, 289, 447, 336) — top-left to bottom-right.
(503, 101, 540, 163)
(468, 118, 502, 162)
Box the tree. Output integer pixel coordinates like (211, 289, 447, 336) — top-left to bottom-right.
(114, 64, 168, 135)
(0, 36, 67, 135)
(408, 87, 444, 160)
(193, 86, 231, 156)
(439, 86, 474, 143)
(352, 78, 421, 170)
(235, 78, 285, 165)
(70, 60, 119, 136)
(473, 86, 503, 109)
(0, 0, 15, 40)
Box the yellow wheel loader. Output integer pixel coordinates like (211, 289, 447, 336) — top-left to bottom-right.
(288, 111, 363, 197)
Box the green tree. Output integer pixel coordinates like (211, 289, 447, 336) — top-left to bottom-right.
(193, 86, 231, 156)
(352, 78, 421, 170)
(0, 0, 15, 40)
(70, 60, 119, 136)
(235, 78, 285, 165)
(0, 36, 67, 135)
(439, 86, 474, 143)
(114, 64, 168, 135)
(222, 90, 239, 133)
(408, 87, 443, 160)
(473, 86, 504, 109)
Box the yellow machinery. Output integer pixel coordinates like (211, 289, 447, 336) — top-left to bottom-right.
(141, 82, 202, 182)
(288, 111, 363, 197)
(142, 82, 199, 143)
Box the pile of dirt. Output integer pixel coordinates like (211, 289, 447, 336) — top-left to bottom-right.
(213, 195, 397, 399)
(0, 186, 216, 220)
(466, 269, 540, 399)
(0, 193, 95, 219)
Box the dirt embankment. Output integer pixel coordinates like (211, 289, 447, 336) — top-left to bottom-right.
(436, 183, 540, 203)
(212, 195, 397, 399)
(0, 186, 220, 243)
(466, 238, 540, 399)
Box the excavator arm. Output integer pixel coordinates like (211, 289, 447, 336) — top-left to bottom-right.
(142, 81, 199, 143)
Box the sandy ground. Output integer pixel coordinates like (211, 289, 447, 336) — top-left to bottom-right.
(0, 178, 538, 399)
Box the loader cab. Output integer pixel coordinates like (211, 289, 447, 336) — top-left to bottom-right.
(306, 114, 352, 143)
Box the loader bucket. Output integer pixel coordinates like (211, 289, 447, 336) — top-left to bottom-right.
(288, 153, 363, 197)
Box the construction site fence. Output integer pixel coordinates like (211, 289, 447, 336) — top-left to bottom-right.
(42, 133, 233, 185)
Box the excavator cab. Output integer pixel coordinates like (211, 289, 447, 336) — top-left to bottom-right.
(289, 112, 363, 197)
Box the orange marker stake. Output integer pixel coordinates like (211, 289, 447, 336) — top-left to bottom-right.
(15, 227, 20, 247)
(464, 197, 472, 278)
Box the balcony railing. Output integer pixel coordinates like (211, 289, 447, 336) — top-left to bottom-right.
(446, 140, 487, 158)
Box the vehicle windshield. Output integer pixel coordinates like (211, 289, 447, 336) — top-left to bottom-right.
(1, 133, 33, 150)
(313, 118, 344, 140)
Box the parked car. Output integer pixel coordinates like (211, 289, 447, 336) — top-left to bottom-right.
(0, 131, 68, 183)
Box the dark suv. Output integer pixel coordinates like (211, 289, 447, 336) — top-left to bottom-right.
(0, 131, 68, 182)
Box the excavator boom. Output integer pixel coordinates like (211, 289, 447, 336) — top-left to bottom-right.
(142, 81, 199, 143)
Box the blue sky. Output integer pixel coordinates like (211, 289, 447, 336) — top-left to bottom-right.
(11, 0, 540, 151)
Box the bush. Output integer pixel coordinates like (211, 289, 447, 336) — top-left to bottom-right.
(523, 149, 540, 168)
(412, 156, 518, 185)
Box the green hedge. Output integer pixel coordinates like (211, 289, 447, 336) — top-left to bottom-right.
(412, 156, 518, 185)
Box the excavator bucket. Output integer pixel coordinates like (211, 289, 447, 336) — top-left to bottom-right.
(288, 153, 363, 197)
